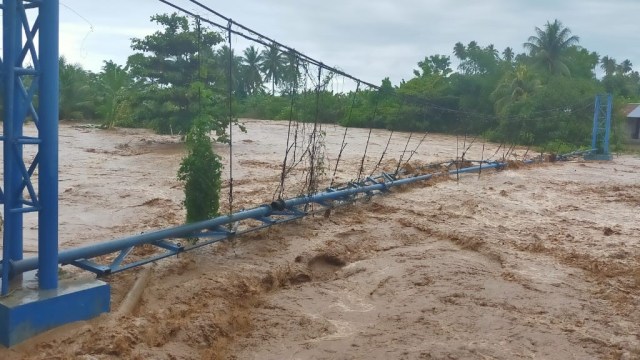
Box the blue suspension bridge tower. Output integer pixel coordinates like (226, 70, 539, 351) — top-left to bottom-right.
(0, 0, 109, 346)
(586, 94, 614, 160)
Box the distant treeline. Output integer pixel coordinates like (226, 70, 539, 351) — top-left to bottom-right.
(11, 14, 639, 151)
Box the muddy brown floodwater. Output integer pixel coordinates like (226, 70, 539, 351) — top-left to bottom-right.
(1, 119, 639, 359)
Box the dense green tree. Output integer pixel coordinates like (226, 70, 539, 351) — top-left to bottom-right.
(491, 65, 541, 115)
(414, 55, 452, 77)
(523, 19, 580, 76)
(125, 13, 230, 225)
(450, 42, 504, 130)
(127, 13, 224, 135)
(565, 47, 599, 79)
(488, 68, 602, 149)
(601, 56, 640, 97)
(454, 41, 500, 75)
(393, 56, 457, 131)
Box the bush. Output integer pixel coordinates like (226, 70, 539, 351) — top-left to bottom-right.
(177, 117, 222, 223)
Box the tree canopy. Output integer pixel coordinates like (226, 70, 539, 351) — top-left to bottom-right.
(126, 13, 225, 135)
(524, 19, 580, 76)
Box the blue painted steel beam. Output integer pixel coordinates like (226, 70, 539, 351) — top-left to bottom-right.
(37, 0, 60, 291)
(604, 94, 612, 154)
(10, 1, 24, 266)
(2, 0, 23, 296)
(591, 95, 601, 151)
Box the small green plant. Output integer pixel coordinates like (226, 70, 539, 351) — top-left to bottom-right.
(542, 139, 578, 155)
(178, 116, 222, 223)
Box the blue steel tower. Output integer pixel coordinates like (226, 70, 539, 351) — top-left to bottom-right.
(586, 94, 613, 161)
(1, 0, 59, 295)
(0, 0, 109, 347)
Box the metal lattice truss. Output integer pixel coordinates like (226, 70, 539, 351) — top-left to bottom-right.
(591, 94, 612, 155)
(1, 0, 43, 212)
(1, 0, 59, 296)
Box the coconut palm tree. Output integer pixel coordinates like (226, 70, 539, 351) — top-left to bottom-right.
(216, 45, 244, 96)
(486, 44, 499, 60)
(59, 56, 93, 120)
(455, 42, 500, 75)
(600, 56, 617, 77)
(96, 60, 132, 128)
(241, 46, 264, 95)
(523, 19, 580, 76)
(260, 45, 286, 95)
(502, 47, 514, 63)
(453, 42, 466, 60)
(491, 65, 541, 114)
(281, 51, 301, 94)
(619, 59, 633, 74)
(467, 41, 480, 52)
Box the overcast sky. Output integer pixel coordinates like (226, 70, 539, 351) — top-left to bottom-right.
(52, 0, 640, 86)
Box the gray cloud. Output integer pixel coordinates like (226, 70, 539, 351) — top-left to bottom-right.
(55, 0, 640, 85)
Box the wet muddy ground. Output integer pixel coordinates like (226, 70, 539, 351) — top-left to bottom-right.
(1, 120, 639, 359)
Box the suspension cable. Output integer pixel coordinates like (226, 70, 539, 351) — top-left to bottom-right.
(402, 129, 428, 169)
(276, 55, 300, 199)
(307, 65, 323, 196)
(369, 130, 393, 177)
(196, 16, 202, 115)
(399, 106, 431, 167)
(356, 91, 381, 182)
(394, 132, 413, 175)
(330, 81, 361, 188)
(370, 100, 406, 176)
(227, 20, 234, 215)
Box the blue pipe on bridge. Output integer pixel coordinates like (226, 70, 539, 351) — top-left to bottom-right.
(2, 157, 552, 277)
